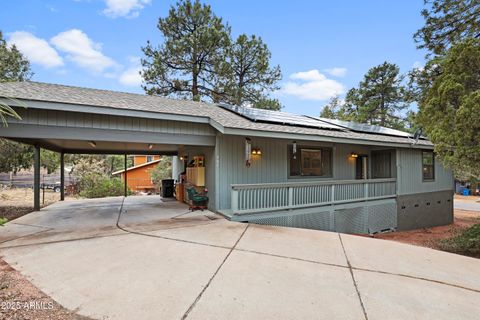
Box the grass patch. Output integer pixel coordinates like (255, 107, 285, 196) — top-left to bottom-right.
(0, 217, 7, 226)
(439, 223, 480, 258)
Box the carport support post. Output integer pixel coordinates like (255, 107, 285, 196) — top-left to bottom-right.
(60, 151, 65, 201)
(33, 145, 40, 211)
(124, 154, 127, 197)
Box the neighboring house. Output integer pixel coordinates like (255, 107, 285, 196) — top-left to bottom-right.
(112, 156, 161, 193)
(0, 81, 454, 234)
(132, 155, 161, 167)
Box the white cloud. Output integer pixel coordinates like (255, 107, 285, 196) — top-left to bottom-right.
(50, 29, 116, 73)
(290, 70, 326, 82)
(47, 5, 58, 12)
(412, 61, 424, 71)
(282, 69, 345, 101)
(324, 67, 347, 77)
(119, 56, 143, 86)
(102, 0, 151, 18)
(119, 67, 142, 86)
(7, 31, 64, 68)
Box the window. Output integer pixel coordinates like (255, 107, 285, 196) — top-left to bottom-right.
(371, 150, 392, 178)
(146, 155, 153, 163)
(422, 151, 435, 181)
(288, 145, 332, 177)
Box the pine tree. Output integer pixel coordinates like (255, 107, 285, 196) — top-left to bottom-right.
(141, 1, 281, 109)
(414, 0, 480, 55)
(141, 0, 230, 101)
(0, 30, 32, 126)
(417, 39, 480, 178)
(343, 62, 410, 129)
(222, 34, 281, 110)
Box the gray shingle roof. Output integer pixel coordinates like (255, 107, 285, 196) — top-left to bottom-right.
(0, 81, 432, 147)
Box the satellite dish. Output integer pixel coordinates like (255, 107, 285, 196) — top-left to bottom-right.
(411, 127, 423, 145)
(413, 127, 423, 140)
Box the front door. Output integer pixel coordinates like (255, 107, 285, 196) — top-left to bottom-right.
(355, 155, 368, 179)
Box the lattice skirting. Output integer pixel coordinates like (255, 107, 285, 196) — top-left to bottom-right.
(244, 199, 397, 234)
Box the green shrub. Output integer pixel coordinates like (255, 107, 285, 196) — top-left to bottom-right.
(0, 217, 8, 226)
(78, 173, 130, 198)
(439, 223, 480, 257)
(150, 157, 173, 185)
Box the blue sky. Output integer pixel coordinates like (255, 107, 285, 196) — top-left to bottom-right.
(1, 0, 426, 115)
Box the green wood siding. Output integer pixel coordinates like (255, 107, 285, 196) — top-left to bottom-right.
(216, 135, 451, 211)
(396, 149, 453, 195)
(216, 135, 401, 210)
(9, 108, 215, 137)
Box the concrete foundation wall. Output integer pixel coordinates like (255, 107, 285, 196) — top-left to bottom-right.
(396, 190, 454, 231)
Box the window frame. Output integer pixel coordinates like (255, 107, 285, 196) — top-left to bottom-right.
(371, 150, 393, 179)
(421, 150, 435, 182)
(146, 155, 154, 163)
(287, 145, 333, 179)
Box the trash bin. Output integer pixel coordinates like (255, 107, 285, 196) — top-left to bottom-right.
(161, 179, 174, 198)
(462, 187, 470, 196)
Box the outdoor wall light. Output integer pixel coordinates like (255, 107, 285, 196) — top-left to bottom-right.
(252, 148, 262, 155)
(89, 141, 97, 148)
(350, 152, 358, 158)
(148, 144, 153, 150)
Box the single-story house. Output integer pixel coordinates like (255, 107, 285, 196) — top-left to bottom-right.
(0, 81, 454, 234)
(112, 155, 161, 193)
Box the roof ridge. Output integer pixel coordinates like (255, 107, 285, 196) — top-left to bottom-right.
(19, 81, 216, 108)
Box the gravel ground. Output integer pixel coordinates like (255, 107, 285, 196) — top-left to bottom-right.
(0, 259, 91, 320)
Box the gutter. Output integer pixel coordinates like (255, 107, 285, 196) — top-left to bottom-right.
(220, 127, 434, 149)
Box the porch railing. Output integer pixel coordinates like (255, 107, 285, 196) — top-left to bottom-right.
(230, 178, 396, 215)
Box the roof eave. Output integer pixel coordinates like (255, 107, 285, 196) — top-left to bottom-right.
(0, 97, 212, 125)
(221, 127, 434, 149)
(112, 159, 162, 175)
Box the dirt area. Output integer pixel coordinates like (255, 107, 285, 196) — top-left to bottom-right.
(0, 188, 89, 319)
(0, 188, 74, 222)
(374, 209, 480, 253)
(0, 259, 90, 320)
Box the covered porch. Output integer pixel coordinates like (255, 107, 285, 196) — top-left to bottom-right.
(220, 178, 398, 234)
(215, 134, 400, 234)
(0, 96, 216, 211)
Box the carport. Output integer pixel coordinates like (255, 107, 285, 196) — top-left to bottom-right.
(0, 81, 216, 210)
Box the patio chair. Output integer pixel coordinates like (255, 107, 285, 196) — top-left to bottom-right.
(186, 187, 209, 211)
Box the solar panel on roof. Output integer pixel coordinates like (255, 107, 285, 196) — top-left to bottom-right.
(312, 117, 415, 138)
(219, 104, 345, 131)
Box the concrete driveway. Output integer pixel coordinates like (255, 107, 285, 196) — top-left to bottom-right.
(455, 197, 480, 212)
(1, 196, 480, 320)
